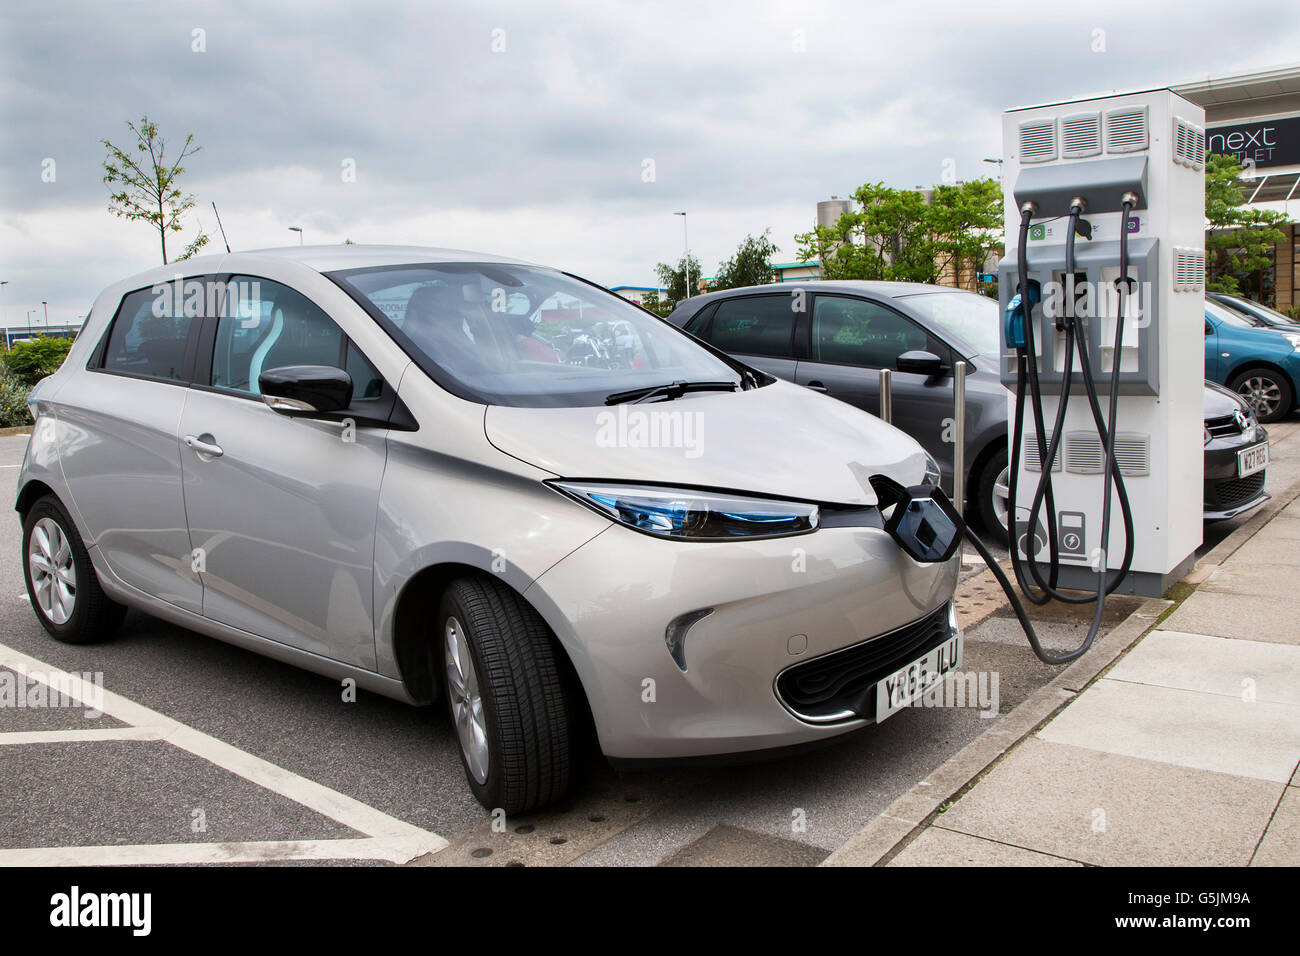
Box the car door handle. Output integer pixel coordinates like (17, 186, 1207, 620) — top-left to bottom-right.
(184, 434, 224, 459)
(805, 381, 829, 393)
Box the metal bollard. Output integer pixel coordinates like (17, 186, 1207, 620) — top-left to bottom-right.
(953, 360, 966, 518)
(879, 369, 892, 424)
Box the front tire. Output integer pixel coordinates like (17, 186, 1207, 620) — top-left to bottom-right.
(438, 576, 573, 814)
(1230, 367, 1293, 423)
(22, 495, 126, 644)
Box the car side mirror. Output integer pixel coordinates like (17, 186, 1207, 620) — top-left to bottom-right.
(258, 365, 353, 416)
(896, 350, 945, 376)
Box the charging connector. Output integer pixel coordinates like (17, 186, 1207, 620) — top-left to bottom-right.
(979, 194, 1140, 665)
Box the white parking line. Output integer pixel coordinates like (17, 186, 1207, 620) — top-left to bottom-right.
(0, 837, 439, 867)
(0, 726, 170, 745)
(0, 642, 448, 866)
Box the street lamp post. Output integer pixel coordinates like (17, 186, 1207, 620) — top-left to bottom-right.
(41, 300, 48, 330)
(674, 212, 690, 299)
(289, 226, 304, 245)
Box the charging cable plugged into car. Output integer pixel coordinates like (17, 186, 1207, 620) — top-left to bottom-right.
(879, 90, 1208, 668)
(873, 192, 1138, 665)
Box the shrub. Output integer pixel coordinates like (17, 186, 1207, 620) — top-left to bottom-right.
(1, 336, 74, 388)
(0, 367, 31, 427)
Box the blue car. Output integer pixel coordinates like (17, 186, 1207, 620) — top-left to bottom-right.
(1205, 299, 1300, 423)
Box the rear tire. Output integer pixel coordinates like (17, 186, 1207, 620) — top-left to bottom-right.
(1229, 367, 1293, 423)
(22, 495, 126, 644)
(973, 447, 1010, 547)
(438, 575, 573, 814)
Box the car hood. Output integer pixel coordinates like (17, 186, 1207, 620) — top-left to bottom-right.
(1203, 380, 1247, 419)
(484, 380, 928, 506)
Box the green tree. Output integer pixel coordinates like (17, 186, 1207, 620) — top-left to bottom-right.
(654, 253, 704, 307)
(1, 336, 74, 387)
(102, 116, 209, 264)
(796, 182, 936, 282)
(796, 178, 1002, 287)
(637, 290, 675, 318)
(929, 179, 1003, 290)
(1205, 153, 1288, 298)
(712, 230, 780, 290)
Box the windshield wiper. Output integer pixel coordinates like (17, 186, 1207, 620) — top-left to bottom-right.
(604, 380, 740, 405)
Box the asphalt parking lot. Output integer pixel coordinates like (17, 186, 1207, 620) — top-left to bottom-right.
(3, 421, 1296, 866)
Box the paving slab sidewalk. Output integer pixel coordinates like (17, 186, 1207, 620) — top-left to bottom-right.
(826, 431, 1300, 868)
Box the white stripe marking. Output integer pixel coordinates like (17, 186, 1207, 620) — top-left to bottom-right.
(0, 642, 448, 865)
(0, 837, 427, 867)
(0, 726, 170, 745)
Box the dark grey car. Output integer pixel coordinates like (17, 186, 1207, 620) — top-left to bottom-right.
(669, 281, 1274, 539)
(667, 281, 1012, 538)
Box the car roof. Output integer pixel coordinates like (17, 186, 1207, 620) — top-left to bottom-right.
(108, 244, 542, 290)
(667, 280, 973, 325)
(678, 280, 969, 312)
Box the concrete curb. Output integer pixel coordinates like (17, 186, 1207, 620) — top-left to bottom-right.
(0, 426, 31, 437)
(1196, 472, 1300, 572)
(824, 443, 1300, 867)
(821, 593, 1170, 866)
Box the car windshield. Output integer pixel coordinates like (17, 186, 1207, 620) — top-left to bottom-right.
(330, 263, 742, 407)
(898, 290, 1000, 357)
(1223, 295, 1298, 326)
(1206, 300, 1256, 328)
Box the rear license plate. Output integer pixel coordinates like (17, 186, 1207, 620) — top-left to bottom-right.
(876, 634, 963, 723)
(1238, 443, 1269, 478)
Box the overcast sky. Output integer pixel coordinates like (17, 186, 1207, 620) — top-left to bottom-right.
(1, 0, 1297, 326)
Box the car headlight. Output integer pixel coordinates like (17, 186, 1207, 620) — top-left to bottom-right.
(1283, 332, 1300, 351)
(550, 481, 819, 540)
(923, 454, 942, 488)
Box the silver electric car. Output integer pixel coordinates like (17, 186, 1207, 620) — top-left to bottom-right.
(18, 246, 961, 812)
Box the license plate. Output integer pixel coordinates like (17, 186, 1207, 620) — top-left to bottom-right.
(1238, 443, 1269, 478)
(876, 634, 963, 723)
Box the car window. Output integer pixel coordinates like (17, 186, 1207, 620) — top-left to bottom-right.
(211, 276, 382, 398)
(101, 287, 194, 381)
(330, 264, 739, 407)
(898, 290, 1000, 357)
(1205, 301, 1254, 329)
(707, 296, 797, 357)
(811, 295, 928, 368)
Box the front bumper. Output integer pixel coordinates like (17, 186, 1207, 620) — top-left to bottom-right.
(1203, 429, 1270, 520)
(524, 521, 960, 760)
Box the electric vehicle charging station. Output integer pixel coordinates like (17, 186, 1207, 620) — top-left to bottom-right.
(997, 89, 1207, 603)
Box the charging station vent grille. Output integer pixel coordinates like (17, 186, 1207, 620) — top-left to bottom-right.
(1065, 432, 1150, 476)
(1174, 247, 1206, 291)
(1022, 433, 1062, 472)
(1061, 112, 1102, 158)
(1020, 119, 1057, 163)
(1173, 116, 1206, 169)
(1105, 106, 1149, 153)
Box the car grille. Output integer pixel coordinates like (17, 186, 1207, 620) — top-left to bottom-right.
(1205, 414, 1244, 439)
(1209, 472, 1266, 509)
(775, 605, 952, 724)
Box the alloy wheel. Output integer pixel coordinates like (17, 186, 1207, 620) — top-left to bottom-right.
(1236, 375, 1283, 419)
(29, 516, 77, 625)
(992, 464, 1011, 532)
(444, 615, 490, 785)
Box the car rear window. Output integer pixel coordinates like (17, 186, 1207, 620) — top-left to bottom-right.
(100, 287, 194, 381)
(707, 296, 797, 358)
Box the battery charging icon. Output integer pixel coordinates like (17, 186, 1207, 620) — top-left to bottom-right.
(1059, 511, 1086, 558)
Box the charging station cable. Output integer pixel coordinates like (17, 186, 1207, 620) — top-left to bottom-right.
(971, 196, 1139, 665)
